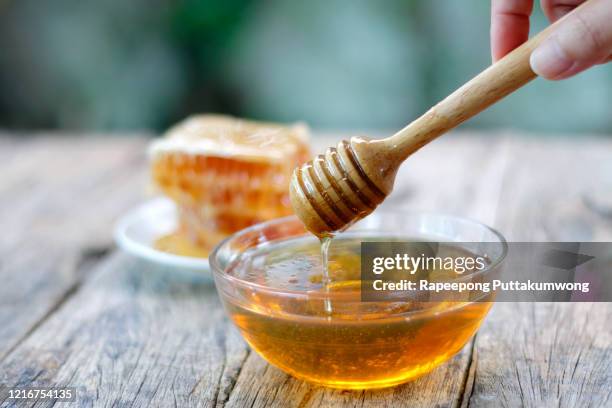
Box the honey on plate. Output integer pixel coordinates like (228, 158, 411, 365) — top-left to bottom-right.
(221, 236, 492, 389)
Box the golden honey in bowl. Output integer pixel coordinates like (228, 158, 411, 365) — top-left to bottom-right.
(214, 227, 499, 389)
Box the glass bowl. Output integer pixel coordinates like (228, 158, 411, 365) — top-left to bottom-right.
(210, 211, 506, 389)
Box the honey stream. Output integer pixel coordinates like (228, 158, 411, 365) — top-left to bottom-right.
(320, 236, 333, 314)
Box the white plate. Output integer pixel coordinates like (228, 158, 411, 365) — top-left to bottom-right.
(114, 197, 210, 271)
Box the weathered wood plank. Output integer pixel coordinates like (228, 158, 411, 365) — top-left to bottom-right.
(383, 132, 511, 226)
(0, 135, 148, 360)
(469, 137, 612, 407)
(0, 254, 249, 408)
(469, 302, 611, 408)
(1, 133, 610, 408)
(0, 132, 508, 408)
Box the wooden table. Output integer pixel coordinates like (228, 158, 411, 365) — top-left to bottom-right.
(0, 132, 611, 407)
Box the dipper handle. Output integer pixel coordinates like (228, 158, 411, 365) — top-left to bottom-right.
(384, 17, 562, 162)
(290, 3, 584, 237)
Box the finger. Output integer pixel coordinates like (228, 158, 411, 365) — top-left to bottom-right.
(540, 0, 586, 22)
(531, 0, 612, 80)
(491, 0, 534, 62)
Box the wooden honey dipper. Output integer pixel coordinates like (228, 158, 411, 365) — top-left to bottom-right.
(290, 10, 575, 237)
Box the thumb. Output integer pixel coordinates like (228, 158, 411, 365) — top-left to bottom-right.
(530, 0, 612, 80)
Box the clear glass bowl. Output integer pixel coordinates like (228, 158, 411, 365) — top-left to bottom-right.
(210, 211, 506, 389)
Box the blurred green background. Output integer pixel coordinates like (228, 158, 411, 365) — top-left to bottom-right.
(0, 0, 610, 134)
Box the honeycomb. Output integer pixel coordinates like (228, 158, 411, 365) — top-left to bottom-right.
(149, 115, 310, 254)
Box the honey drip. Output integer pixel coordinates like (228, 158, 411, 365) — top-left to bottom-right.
(320, 236, 333, 314)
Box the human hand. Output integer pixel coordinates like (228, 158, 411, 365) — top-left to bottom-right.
(491, 0, 612, 79)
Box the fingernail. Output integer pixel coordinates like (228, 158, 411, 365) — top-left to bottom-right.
(530, 36, 574, 79)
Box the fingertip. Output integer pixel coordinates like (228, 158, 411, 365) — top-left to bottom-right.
(490, 0, 533, 61)
(491, 14, 531, 61)
(534, 0, 612, 79)
(530, 36, 594, 80)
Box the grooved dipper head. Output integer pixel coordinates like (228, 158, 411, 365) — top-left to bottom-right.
(289, 138, 391, 237)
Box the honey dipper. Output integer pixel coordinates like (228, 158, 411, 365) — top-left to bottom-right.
(290, 10, 574, 237)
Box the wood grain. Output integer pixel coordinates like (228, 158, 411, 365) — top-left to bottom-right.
(0, 253, 251, 407)
(0, 133, 610, 408)
(0, 135, 148, 360)
(469, 138, 612, 408)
